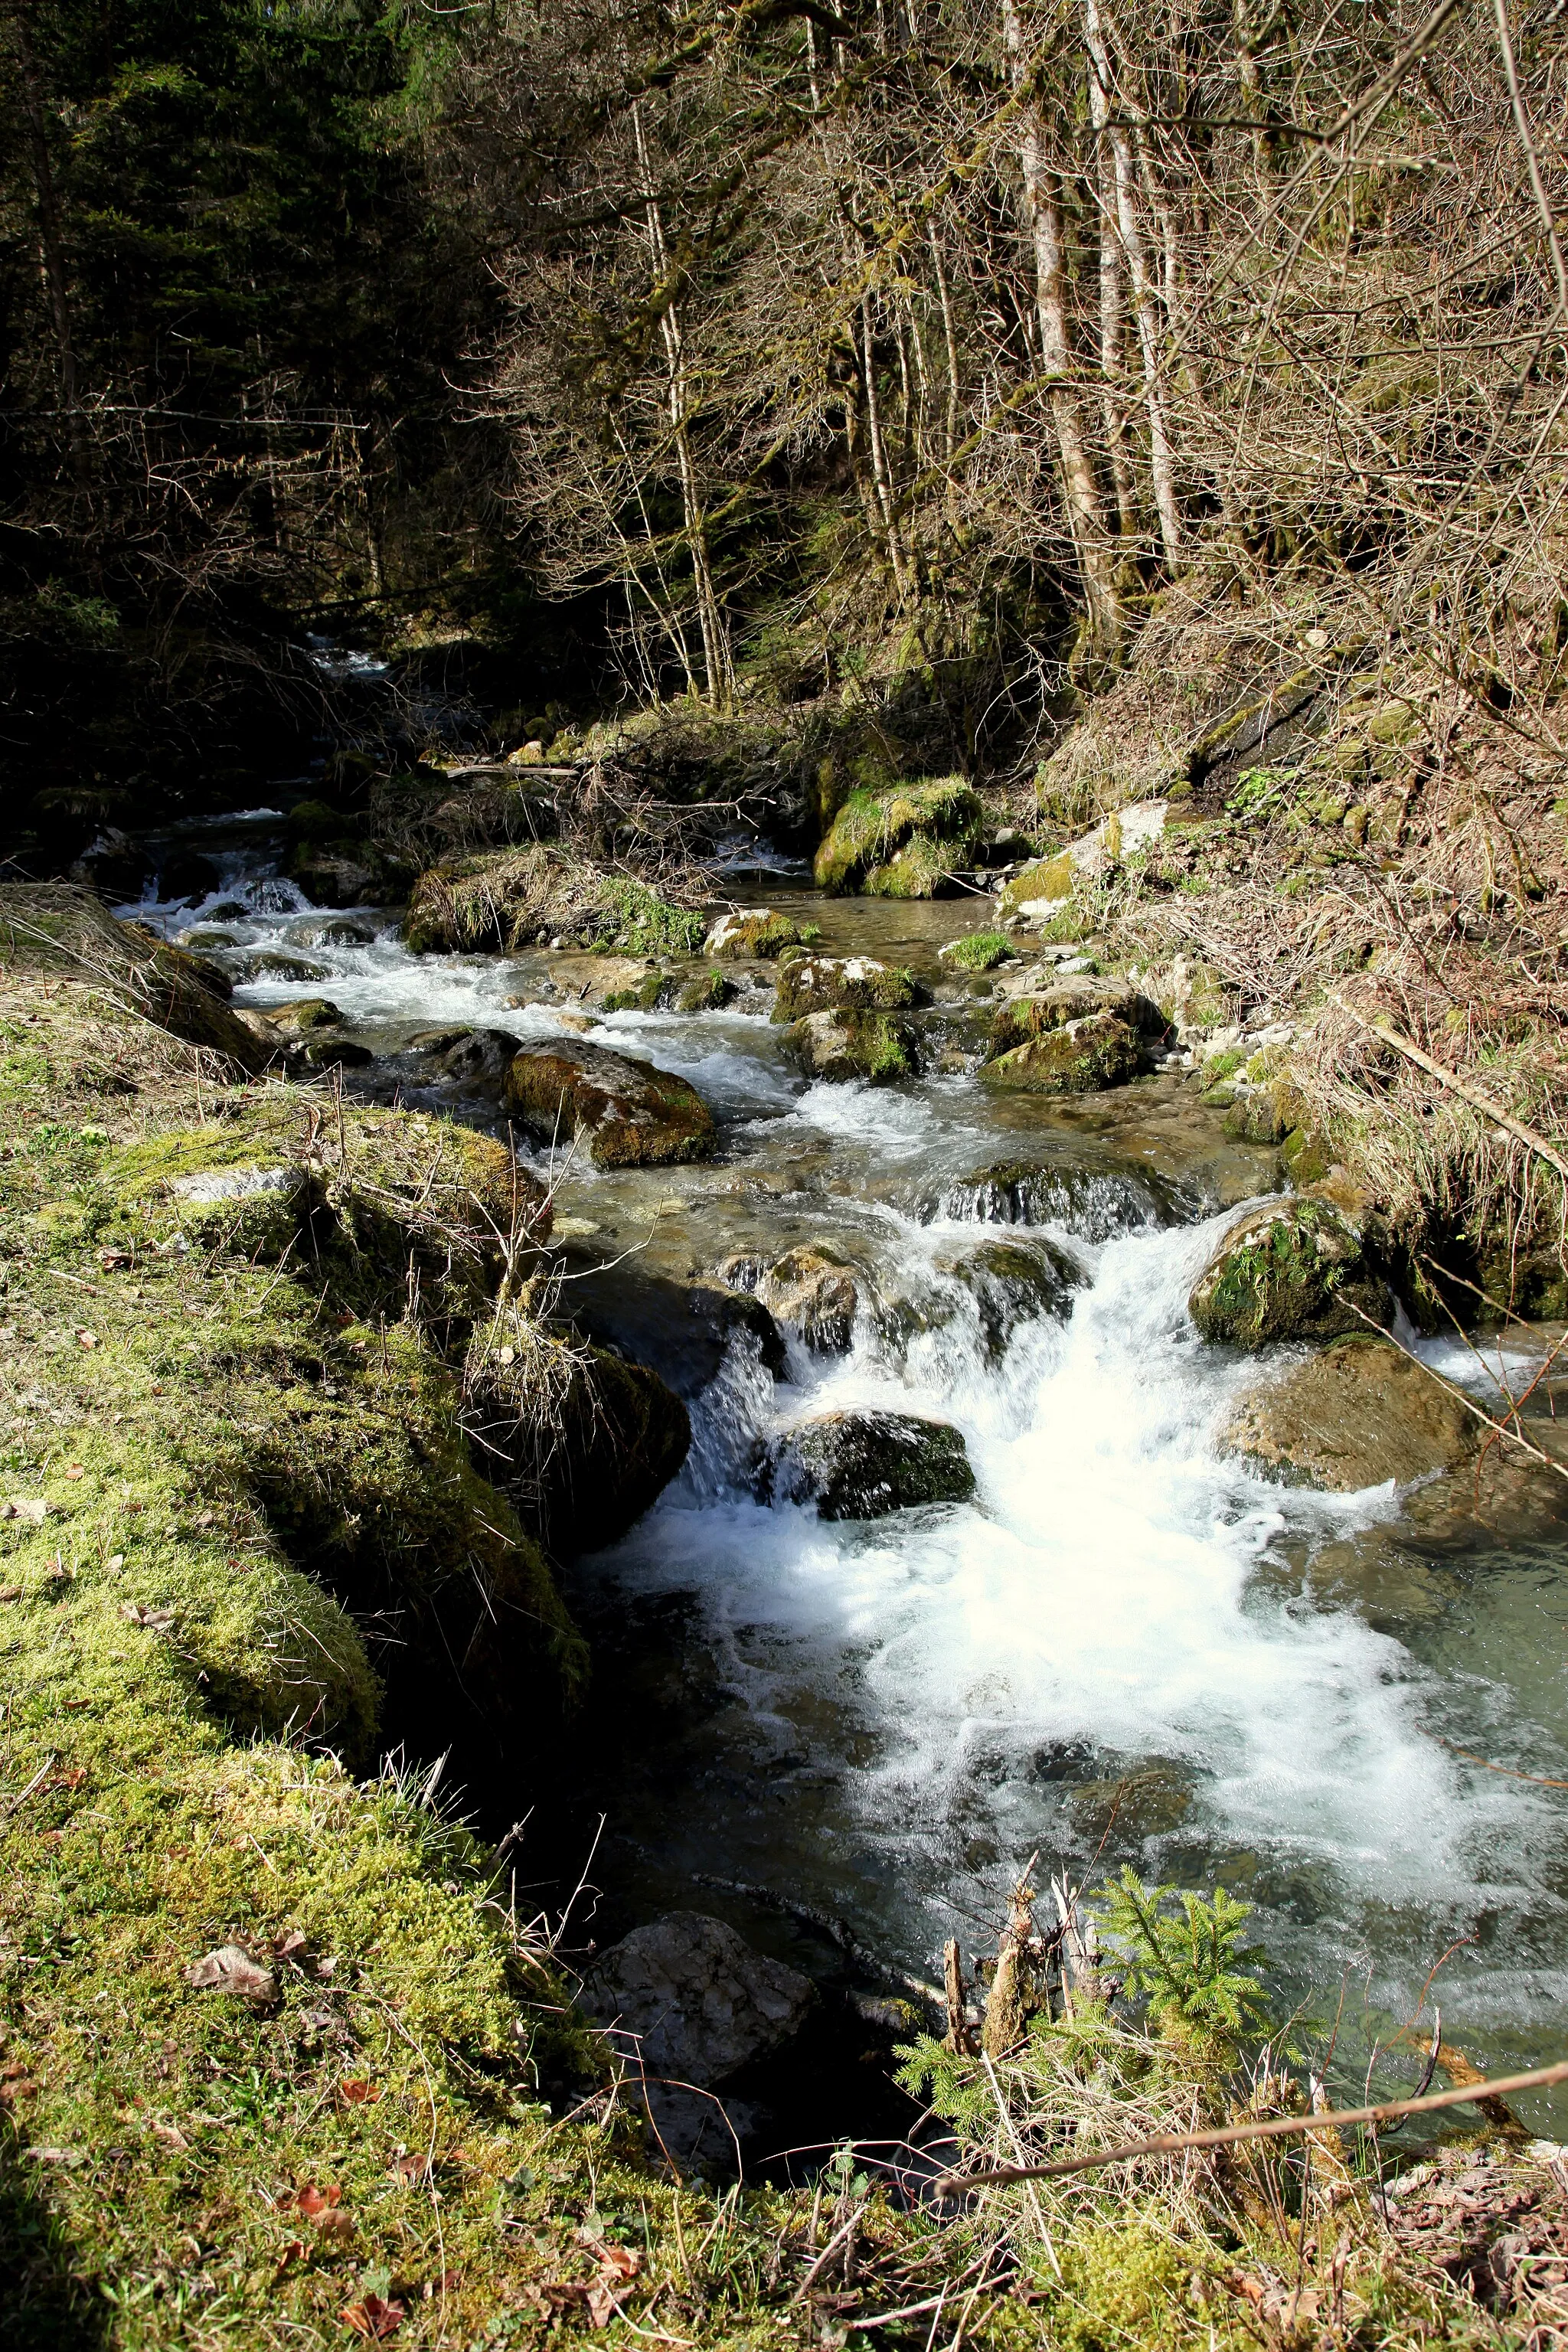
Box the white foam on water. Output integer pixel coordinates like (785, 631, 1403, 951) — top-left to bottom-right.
(604, 1200, 1541, 1934)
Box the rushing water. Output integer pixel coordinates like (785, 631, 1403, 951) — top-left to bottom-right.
(126, 812, 1568, 2128)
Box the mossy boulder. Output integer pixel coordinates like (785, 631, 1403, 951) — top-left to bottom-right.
(764, 1409, 975, 1519)
(987, 978, 1166, 1060)
(813, 777, 984, 897)
(998, 852, 1076, 913)
(704, 909, 813, 959)
(980, 1012, 1146, 1095)
(676, 968, 737, 1012)
(1188, 1198, 1393, 1348)
(783, 1007, 915, 1083)
(749, 1243, 861, 1352)
(771, 953, 922, 1023)
(1219, 1334, 1477, 1489)
(603, 970, 675, 1012)
(502, 1038, 716, 1166)
(262, 995, 343, 1033)
(934, 1236, 1080, 1357)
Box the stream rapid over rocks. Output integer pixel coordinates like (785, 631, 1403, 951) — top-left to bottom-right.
(126, 808, 1568, 2133)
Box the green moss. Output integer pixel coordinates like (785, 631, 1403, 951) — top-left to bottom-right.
(1189, 1198, 1389, 1347)
(942, 931, 1014, 972)
(998, 851, 1076, 913)
(675, 967, 736, 1011)
(813, 777, 984, 895)
(979, 1013, 1145, 1095)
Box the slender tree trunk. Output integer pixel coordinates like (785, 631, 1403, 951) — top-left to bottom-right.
(1001, 0, 1119, 645)
(926, 217, 962, 465)
(1083, 0, 1181, 565)
(1096, 149, 1138, 539)
(11, 5, 87, 488)
(860, 292, 913, 597)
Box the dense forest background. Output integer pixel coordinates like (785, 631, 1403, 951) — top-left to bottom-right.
(3, 0, 1566, 864)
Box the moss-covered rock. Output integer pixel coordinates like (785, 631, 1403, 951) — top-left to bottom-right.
(998, 851, 1076, 913)
(704, 908, 814, 959)
(933, 1236, 1080, 1356)
(765, 1409, 975, 1519)
(771, 953, 922, 1023)
(262, 995, 343, 1033)
(676, 967, 737, 1012)
(813, 777, 984, 897)
(1219, 1334, 1476, 1489)
(986, 978, 1165, 1060)
(783, 1006, 915, 1083)
(940, 930, 1014, 972)
(1188, 1198, 1393, 1348)
(749, 1243, 861, 1352)
(603, 969, 675, 1012)
(980, 1011, 1146, 1094)
(502, 1037, 717, 1165)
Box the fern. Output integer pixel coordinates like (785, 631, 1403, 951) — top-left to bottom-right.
(1093, 1868, 1272, 2048)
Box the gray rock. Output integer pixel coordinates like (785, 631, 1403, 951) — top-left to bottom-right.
(1188, 1197, 1393, 1348)
(1219, 1334, 1477, 1489)
(581, 1912, 815, 2087)
(756, 1245, 861, 1352)
(934, 1236, 1080, 1356)
(433, 1026, 523, 1089)
(765, 1408, 976, 1520)
(783, 1007, 915, 1083)
(230, 949, 331, 984)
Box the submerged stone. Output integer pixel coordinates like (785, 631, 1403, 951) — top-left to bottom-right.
(934, 1236, 1080, 1356)
(261, 995, 343, 1034)
(1188, 1197, 1393, 1348)
(503, 1038, 716, 1167)
(1220, 1334, 1476, 1489)
(765, 1408, 976, 1519)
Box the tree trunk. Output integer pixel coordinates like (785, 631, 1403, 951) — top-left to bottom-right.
(1083, 0, 1181, 566)
(1096, 149, 1138, 539)
(1001, 0, 1119, 648)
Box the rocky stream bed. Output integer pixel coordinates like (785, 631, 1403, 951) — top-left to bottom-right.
(122, 807, 1568, 2155)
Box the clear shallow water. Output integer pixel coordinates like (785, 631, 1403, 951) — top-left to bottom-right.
(125, 819, 1568, 2125)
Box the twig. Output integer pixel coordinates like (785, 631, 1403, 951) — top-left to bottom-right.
(1334, 995, 1568, 1187)
(1341, 1295, 1568, 1482)
(934, 2057, 1568, 2194)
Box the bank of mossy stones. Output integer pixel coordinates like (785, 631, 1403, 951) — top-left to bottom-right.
(764, 1408, 976, 1518)
(813, 777, 985, 896)
(771, 953, 923, 1023)
(941, 929, 1014, 972)
(1188, 1197, 1393, 1348)
(503, 1037, 717, 1165)
(703, 908, 817, 959)
(1220, 1334, 1477, 1490)
(987, 978, 1167, 1060)
(783, 1006, 916, 1083)
(403, 845, 704, 957)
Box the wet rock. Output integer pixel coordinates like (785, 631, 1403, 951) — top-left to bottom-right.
(755, 1245, 861, 1352)
(765, 1409, 976, 1519)
(932, 1158, 1183, 1238)
(783, 1007, 915, 1083)
(503, 1039, 716, 1168)
(301, 1034, 374, 1069)
(934, 1236, 1080, 1355)
(564, 1264, 786, 1394)
(1189, 1197, 1393, 1348)
(704, 909, 812, 959)
(158, 849, 223, 903)
(979, 1011, 1146, 1094)
(230, 948, 332, 985)
(70, 828, 152, 903)
(549, 953, 669, 1010)
(771, 953, 923, 1023)
(676, 969, 737, 1012)
(584, 1913, 815, 2081)
(290, 849, 384, 908)
(987, 977, 1167, 1058)
(814, 777, 985, 897)
(262, 996, 343, 1034)
(602, 969, 675, 1012)
(176, 925, 242, 952)
(287, 916, 376, 949)
(432, 1026, 523, 1090)
(1219, 1334, 1477, 1489)
(470, 1333, 690, 1554)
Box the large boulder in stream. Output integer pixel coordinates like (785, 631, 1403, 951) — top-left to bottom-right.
(502, 1038, 716, 1167)
(771, 953, 923, 1023)
(1219, 1334, 1477, 1490)
(979, 978, 1166, 1097)
(729, 1244, 863, 1352)
(1189, 1197, 1393, 1348)
(704, 908, 812, 959)
(763, 1408, 975, 1519)
(935, 1236, 1080, 1355)
(783, 1007, 915, 1083)
(814, 777, 984, 897)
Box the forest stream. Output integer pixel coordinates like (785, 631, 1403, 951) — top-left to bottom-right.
(126, 806, 1568, 2140)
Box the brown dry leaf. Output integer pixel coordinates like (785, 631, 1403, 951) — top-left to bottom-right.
(0, 2078, 38, 2102)
(123, 1602, 175, 1632)
(315, 2210, 356, 2243)
(151, 2120, 188, 2151)
(37, 1829, 64, 1848)
(75, 1331, 98, 1351)
(105, 1554, 124, 1572)
(54, 1767, 87, 1792)
(0, 1589, 21, 1603)
(391, 2152, 424, 2181)
(276, 1929, 309, 1959)
(294, 2184, 343, 2217)
(585, 2282, 617, 2330)
(3, 1500, 48, 1523)
(64, 1467, 83, 1482)
(186, 1945, 276, 2004)
(341, 2293, 403, 2338)
(595, 2244, 642, 2283)
(339, 2078, 380, 2105)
